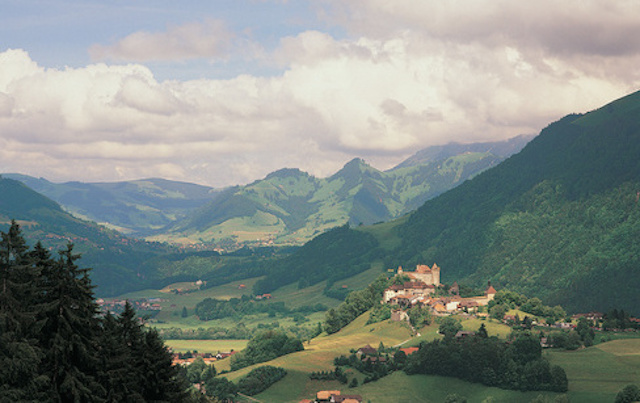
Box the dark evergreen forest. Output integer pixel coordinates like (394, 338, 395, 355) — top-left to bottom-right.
(0, 221, 191, 402)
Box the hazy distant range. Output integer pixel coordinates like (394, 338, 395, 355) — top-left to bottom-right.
(5, 135, 532, 247)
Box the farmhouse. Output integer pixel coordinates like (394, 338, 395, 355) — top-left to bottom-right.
(390, 309, 409, 322)
(355, 344, 377, 358)
(215, 351, 237, 360)
(316, 390, 341, 401)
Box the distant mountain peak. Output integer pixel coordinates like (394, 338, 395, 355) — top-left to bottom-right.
(391, 134, 534, 170)
(330, 158, 375, 179)
(345, 157, 368, 167)
(264, 168, 309, 180)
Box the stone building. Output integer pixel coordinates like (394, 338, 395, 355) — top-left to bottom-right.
(397, 263, 441, 286)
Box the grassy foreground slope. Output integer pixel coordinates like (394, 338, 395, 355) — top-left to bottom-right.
(219, 314, 639, 403)
(216, 313, 564, 403)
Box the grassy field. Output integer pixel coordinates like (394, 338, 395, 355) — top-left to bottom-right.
(222, 313, 563, 403)
(206, 311, 640, 403)
(223, 313, 412, 382)
(270, 281, 342, 310)
(110, 275, 340, 335)
(164, 339, 248, 354)
(547, 338, 640, 403)
(322, 371, 559, 403)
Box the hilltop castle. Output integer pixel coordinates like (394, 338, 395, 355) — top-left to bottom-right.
(383, 263, 496, 315)
(397, 263, 441, 286)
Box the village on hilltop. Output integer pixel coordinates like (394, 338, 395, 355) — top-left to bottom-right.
(382, 263, 496, 319)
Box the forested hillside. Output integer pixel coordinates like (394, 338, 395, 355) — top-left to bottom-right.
(261, 90, 640, 315)
(0, 177, 177, 295)
(390, 90, 640, 313)
(0, 177, 290, 297)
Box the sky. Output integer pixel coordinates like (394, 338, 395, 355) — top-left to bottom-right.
(1, 0, 640, 188)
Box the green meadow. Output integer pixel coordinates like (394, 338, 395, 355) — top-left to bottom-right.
(112, 276, 339, 333)
(221, 313, 563, 403)
(547, 339, 640, 403)
(215, 312, 639, 403)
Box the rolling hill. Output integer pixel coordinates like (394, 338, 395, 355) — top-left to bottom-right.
(253, 90, 640, 315)
(2, 175, 221, 236)
(0, 177, 177, 296)
(154, 136, 531, 247)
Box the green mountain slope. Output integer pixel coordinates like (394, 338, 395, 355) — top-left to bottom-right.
(3, 175, 220, 236)
(157, 137, 531, 247)
(391, 90, 640, 313)
(255, 90, 640, 315)
(0, 177, 175, 296)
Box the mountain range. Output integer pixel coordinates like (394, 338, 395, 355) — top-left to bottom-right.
(0, 136, 530, 297)
(151, 135, 533, 246)
(5, 136, 531, 247)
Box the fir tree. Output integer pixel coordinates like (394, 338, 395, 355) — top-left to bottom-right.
(477, 323, 489, 338)
(117, 301, 189, 402)
(138, 329, 189, 402)
(114, 301, 146, 401)
(0, 222, 45, 400)
(37, 244, 105, 402)
(98, 313, 142, 402)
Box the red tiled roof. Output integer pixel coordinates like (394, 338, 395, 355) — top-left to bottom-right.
(400, 347, 419, 355)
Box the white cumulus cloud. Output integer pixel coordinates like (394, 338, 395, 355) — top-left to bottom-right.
(1, 0, 640, 187)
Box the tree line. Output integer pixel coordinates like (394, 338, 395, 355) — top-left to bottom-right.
(229, 330, 304, 371)
(0, 222, 191, 402)
(405, 330, 568, 393)
(488, 290, 566, 323)
(158, 321, 320, 342)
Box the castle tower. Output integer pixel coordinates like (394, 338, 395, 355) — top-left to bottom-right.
(485, 284, 497, 301)
(431, 263, 441, 286)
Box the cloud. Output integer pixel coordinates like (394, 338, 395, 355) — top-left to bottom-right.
(2, 1, 640, 187)
(89, 19, 235, 62)
(321, 0, 640, 56)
